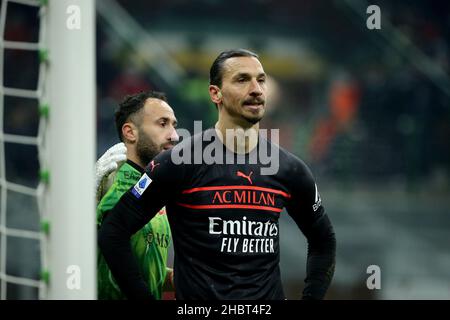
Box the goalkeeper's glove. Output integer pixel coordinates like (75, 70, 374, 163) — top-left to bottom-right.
(95, 142, 127, 196)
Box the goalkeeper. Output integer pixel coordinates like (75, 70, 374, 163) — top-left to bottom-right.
(95, 91, 178, 299)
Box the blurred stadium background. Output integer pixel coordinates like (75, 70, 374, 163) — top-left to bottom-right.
(1, 0, 449, 299)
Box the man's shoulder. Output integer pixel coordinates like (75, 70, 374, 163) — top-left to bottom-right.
(265, 139, 310, 174)
(99, 162, 141, 205)
(116, 162, 142, 181)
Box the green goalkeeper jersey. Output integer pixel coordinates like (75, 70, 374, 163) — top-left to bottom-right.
(97, 160, 171, 300)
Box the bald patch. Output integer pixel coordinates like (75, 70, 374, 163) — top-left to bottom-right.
(128, 98, 171, 126)
(143, 98, 174, 114)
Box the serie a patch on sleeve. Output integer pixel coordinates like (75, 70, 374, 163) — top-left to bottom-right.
(131, 173, 152, 198)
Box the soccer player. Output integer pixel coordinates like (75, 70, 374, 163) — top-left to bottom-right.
(96, 91, 178, 299)
(98, 49, 336, 300)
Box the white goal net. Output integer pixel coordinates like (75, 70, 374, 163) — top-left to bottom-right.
(0, 0, 96, 299)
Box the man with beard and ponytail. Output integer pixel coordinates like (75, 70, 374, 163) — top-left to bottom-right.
(99, 49, 336, 300)
(96, 91, 178, 299)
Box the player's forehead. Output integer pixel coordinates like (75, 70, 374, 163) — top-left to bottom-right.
(222, 56, 265, 81)
(143, 98, 176, 121)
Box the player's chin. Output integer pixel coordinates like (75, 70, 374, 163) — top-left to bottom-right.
(243, 113, 264, 125)
(161, 145, 174, 152)
(242, 106, 265, 123)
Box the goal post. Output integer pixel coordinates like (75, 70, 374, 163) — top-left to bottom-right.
(45, 0, 96, 299)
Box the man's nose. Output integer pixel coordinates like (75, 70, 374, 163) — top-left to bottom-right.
(169, 127, 179, 142)
(249, 79, 263, 96)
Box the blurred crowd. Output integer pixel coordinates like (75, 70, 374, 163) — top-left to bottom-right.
(96, 0, 450, 191)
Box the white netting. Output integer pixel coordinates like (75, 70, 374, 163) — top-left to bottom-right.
(0, 0, 49, 299)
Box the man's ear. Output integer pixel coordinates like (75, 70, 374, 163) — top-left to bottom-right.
(209, 85, 222, 104)
(122, 122, 137, 143)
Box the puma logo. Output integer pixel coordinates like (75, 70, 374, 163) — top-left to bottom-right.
(236, 170, 253, 184)
(149, 160, 160, 172)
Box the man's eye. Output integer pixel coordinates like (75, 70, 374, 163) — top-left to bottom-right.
(238, 78, 246, 83)
(258, 78, 266, 83)
(160, 122, 167, 127)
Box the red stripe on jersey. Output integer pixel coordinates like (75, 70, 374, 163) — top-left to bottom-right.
(177, 202, 283, 213)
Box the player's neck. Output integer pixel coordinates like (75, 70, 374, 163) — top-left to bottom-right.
(126, 147, 145, 169)
(215, 116, 259, 154)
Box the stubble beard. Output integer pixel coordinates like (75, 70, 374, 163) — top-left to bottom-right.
(136, 128, 160, 167)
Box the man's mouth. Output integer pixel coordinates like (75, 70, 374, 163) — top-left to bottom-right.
(163, 144, 175, 151)
(243, 100, 265, 111)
